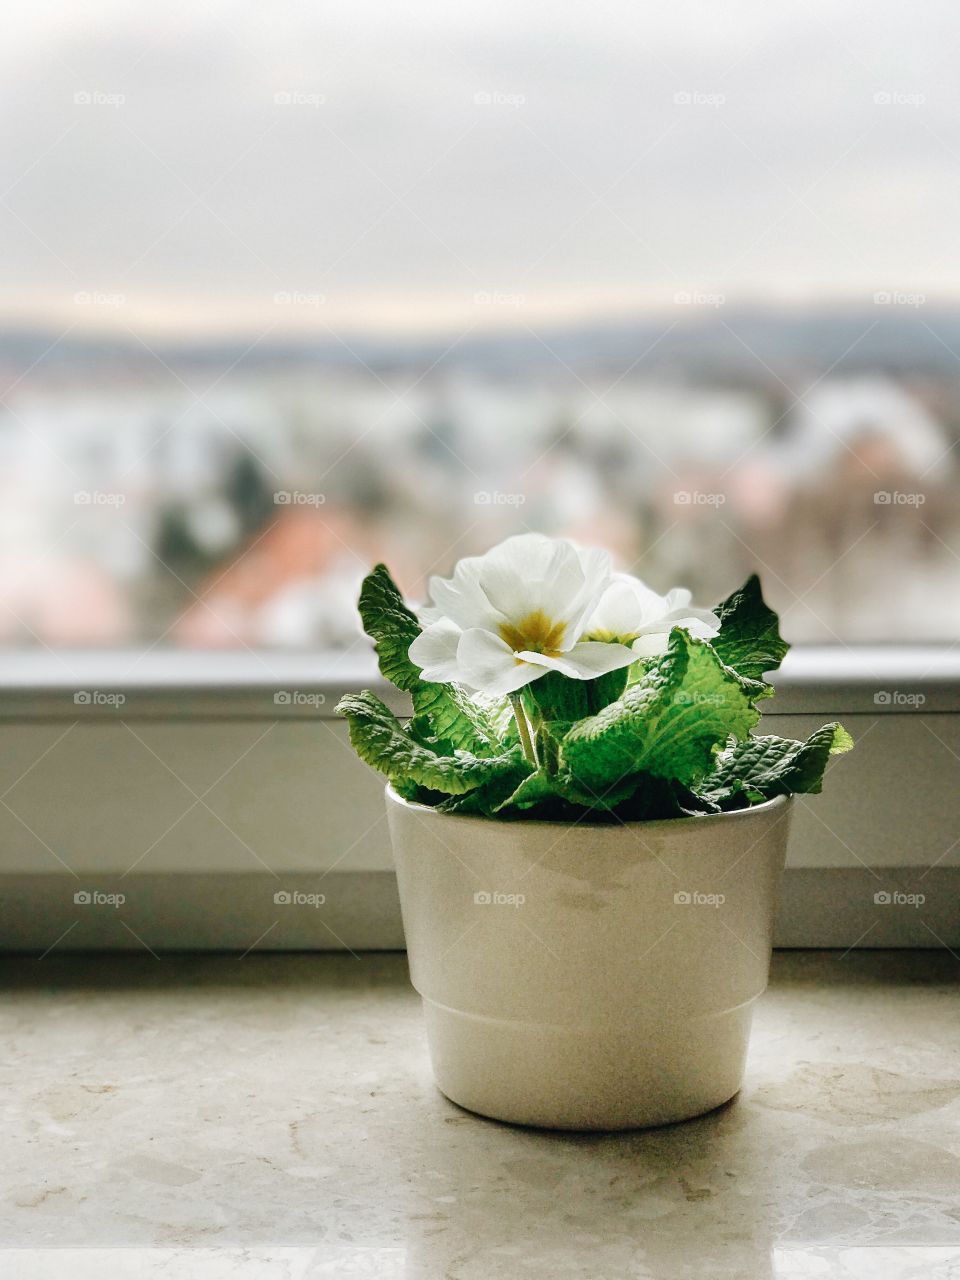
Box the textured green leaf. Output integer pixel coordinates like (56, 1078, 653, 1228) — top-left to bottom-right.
(411, 681, 499, 754)
(712, 574, 790, 682)
(434, 763, 534, 816)
(698, 722, 853, 805)
(524, 671, 590, 724)
(561, 628, 760, 789)
(357, 563, 422, 692)
(357, 563, 498, 753)
(336, 691, 527, 795)
(494, 767, 639, 814)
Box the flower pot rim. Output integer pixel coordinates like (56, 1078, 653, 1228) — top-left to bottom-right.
(385, 782, 791, 832)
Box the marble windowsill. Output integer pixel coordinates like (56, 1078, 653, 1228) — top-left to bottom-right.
(2, 950, 959, 1279)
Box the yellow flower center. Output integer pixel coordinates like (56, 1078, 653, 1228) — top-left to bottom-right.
(584, 628, 636, 644)
(499, 609, 567, 660)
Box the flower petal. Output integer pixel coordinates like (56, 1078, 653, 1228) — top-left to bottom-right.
(477, 534, 598, 633)
(663, 587, 693, 612)
(677, 615, 721, 641)
(586, 572, 669, 635)
(522, 640, 636, 680)
(630, 616, 719, 658)
(457, 627, 546, 695)
(563, 546, 615, 641)
(426, 562, 505, 631)
(408, 619, 464, 683)
(664, 605, 720, 633)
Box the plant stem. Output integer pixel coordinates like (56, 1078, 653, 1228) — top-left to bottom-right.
(509, 692, 537, 766)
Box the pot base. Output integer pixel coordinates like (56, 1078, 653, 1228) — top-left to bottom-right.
(423, 997, 755, 1131)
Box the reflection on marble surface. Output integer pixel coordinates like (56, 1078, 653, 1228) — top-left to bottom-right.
(1, 951, 959, 1279)
(1, 1247, 960, 1278)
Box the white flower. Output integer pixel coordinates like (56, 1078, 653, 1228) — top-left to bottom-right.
(408, 534, 637, 695)
(584, 572, 720, 659)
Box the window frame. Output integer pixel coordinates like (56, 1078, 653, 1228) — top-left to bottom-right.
(1, 645, 958, 953)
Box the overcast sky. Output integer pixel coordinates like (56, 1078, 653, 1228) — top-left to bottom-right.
(2, 0, 959, 335)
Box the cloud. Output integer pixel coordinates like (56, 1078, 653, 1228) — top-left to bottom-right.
(1, 0, 959, 332)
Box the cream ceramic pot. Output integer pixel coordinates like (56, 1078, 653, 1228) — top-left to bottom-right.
(386, 784, 792, 1130)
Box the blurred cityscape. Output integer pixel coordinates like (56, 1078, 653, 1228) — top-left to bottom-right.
(2, 303, 959, 650)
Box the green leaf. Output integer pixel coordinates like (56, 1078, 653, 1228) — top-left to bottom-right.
(434, 763, 534, 816)
(472, 693, 519, 746)
(357, 563, 422, 692)
(357, 563, 498, 754)
(561, 628, 760, 790)
(336, 691, 527, 795)
(712, 574, 790, 682)
(698, 722, 854, 806)
(524, 668, 631, 728)
(411, 682, 499, 754)
(524, 671, 590, 724)
(585, 666, 631, 712)
(495, 767, 639, 814)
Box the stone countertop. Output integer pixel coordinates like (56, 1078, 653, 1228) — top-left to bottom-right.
(1, 950, 959, 1279)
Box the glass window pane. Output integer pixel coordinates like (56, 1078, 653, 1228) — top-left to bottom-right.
(2, 3, 957, 648)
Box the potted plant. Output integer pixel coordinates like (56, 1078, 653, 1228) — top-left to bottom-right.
(337, 534, 851, 1130)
